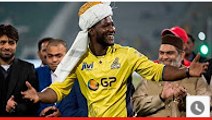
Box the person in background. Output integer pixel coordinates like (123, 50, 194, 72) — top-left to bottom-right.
(36, 39, 66, 114)
(132, 34, 211, 117)
(21, 2, 208, 117)
(204, 58, 212, 86)
(185, 33, 207, 63)
(0, 24, 38, 116)
(37, 37, 53, 66)
(161, 26, 191, 67)
(36, 39, 87, 117)
(185, 33, 211, 85)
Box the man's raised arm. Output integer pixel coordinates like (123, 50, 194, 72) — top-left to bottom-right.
(163, 54, 209, 81)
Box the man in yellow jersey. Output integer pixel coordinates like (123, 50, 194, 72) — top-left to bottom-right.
(21, 2, 209, 117)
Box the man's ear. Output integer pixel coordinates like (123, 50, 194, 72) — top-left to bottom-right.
(88, 28, 92, 34)
(88, 28, 95, 37)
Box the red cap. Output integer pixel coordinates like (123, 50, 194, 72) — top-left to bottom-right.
(161, 26, 188, 43)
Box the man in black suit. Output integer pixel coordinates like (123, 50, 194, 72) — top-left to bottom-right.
(0, 24, 38, 116)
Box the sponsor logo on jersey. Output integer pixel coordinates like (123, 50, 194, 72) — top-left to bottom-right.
(81, 62, 94, 70)
(88, 79, 99, 91)
(88, 77, 117, 91)
(111, 57, 121, 69)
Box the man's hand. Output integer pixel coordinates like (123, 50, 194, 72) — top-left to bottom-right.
(160, 82, 187, 101)
(172, 83, 187, 101)
(40, 106, 61, 117)
(21, 81, 39, 103)
(160, 82, 175, 101)
(189, 53, 209, 77)
(6, 95, 17, 113)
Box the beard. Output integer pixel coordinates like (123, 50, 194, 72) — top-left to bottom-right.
(159, 55, 182, 67)
(170, 55, 182, 67)
(0, 53, 15, 62)
(96, 34, 114, 47)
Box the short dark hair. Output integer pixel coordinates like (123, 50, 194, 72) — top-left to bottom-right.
(38, 37, 53, 51)
(0, 24, 19, 41)
(47, 39, 67, 52)
(187, 33, 195, 43)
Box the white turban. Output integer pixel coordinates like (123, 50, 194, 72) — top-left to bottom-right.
(53, 2, 113, 82)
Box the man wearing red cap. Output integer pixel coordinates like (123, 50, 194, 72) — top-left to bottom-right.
(132, 34, 211, 117)
(21, 2, 209, 117)
(161, 26, 191, 67)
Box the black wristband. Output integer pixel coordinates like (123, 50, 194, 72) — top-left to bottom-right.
(159, 93, 165, 102)
(186, 67, 190, 78)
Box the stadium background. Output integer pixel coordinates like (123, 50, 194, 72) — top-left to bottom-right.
(0, 2, 212, 84)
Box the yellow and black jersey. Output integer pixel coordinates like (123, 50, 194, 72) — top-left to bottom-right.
(49, 44, 164, 117)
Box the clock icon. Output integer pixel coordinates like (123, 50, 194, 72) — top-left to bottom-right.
(190, 101, 205, 115)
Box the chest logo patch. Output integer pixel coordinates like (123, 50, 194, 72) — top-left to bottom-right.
(88, 79, 99, 91)
(81, 62, 94, 70)
(111, 57, 121, 69)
